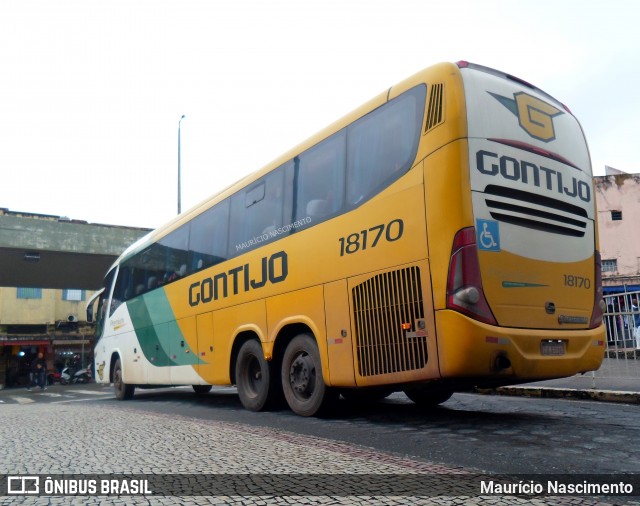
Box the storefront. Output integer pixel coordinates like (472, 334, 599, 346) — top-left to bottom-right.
(0, 339, 50, 388)
(51, 339, 93, 373)
(0, 338, 93, 388)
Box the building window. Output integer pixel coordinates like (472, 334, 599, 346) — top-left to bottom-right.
(62, 289, 86, 301)
(17, 287, 42, 299)
(602, 259, 617, 273)
(611, 210, 622, 221)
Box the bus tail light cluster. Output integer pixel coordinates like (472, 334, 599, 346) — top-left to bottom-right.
(447, 227, 497, 326)
(590, 250, 605, 329)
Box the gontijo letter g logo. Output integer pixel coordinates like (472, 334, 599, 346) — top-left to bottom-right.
(490, 91, 563, 142)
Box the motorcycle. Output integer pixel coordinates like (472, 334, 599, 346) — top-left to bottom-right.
(60, 366, 92, 385)
(47, 371, 62, 385)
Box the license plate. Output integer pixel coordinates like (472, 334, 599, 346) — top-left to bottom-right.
(541, 340, 566, 356)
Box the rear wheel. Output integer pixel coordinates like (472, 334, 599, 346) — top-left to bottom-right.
(281, 334, 336, 417)
(113, 358, 135, 400)
(403, 387, 453, 406)
(235, 340, 274, 411)
(192, 385, 212, 395)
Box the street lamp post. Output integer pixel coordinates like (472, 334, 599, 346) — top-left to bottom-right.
(178, 114, 186, 214)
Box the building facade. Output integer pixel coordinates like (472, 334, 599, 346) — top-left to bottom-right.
(0, 209, 150, 387)
(0, 287, 95, 387)
(594, 168, 640, 293)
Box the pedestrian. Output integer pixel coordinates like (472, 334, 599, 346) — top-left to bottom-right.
(28, 352, 47, 391)
(632, 297, 640, 349)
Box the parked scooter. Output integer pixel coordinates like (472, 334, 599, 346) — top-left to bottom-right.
(60, 366, 92, 385)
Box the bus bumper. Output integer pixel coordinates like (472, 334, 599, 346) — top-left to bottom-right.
(435, 310, 606, 383)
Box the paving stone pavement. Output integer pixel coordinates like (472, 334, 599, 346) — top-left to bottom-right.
(1, 402, 637, 505)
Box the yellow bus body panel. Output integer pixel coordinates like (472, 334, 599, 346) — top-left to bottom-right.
(424, 139, 472, 309)
(480, 251, 595, 328)
(324, 279, 356, 387)
(436, 309, 605, 381)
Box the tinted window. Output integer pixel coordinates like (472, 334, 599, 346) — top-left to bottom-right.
(111, 86, 425, 304)
(157, 225, 190, 284)
(97, 268, 116, 337)
(111, 224, 191, 306)
(189, 199, 230, 272)
(229, 167, 286, 256)
(294, 131, 345, 225)
(347, 85, 426, 205)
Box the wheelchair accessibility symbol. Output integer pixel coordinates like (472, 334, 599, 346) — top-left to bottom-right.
(476, 219, 500, 252)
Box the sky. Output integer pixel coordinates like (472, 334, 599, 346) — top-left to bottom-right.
(1, 0, 639, 229)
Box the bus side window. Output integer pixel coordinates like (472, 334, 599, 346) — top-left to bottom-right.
(158, 224, 190, 283)
(229, 168, 285, 255)
(294, 131, 345, 224)
(110, 265, 130, 316)
(188, 198, 229, 272)
(347, 85, 425, 206)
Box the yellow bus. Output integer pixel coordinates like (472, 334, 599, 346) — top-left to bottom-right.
(88, 61, 606, 416)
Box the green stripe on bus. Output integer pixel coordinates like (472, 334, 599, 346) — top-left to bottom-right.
(127, 292, 175, 367)
(127, 290, 201, 367)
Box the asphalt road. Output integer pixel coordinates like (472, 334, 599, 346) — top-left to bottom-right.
(1, 383, 639, 505)
(100, 385, 640, 474)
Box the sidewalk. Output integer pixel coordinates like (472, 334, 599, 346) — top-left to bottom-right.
(481, 357, 640, 404)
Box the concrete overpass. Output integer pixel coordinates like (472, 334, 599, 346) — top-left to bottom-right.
(0, 209, 151, 290)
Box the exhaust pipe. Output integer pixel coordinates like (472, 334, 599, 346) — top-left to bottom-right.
(494, 353, 511, 371)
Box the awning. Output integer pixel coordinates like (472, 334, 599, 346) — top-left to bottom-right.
(0, 340, 49, 346)
(603, 285, 640, 294)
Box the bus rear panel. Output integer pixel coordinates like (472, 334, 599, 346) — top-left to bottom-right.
(432, 62, 604, 386)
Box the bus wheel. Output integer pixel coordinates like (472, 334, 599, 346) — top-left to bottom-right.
(235, 340, 273, 411)
(113, 358, 135, 400)
(282, 334, 336, 417)
(403, 387, 453, 406)
(192, 385, 212, 395)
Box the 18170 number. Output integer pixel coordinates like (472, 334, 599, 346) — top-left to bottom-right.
(563, 275, 591, 289)
(338, 219, 404, 256)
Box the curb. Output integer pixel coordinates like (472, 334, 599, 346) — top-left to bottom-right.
(475, 386, 640, 404)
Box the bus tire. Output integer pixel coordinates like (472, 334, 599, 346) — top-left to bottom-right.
(113, 358, 135, 400)
(235, 339, 273, 411)
(281, 334, 336, 417)
(403, 387, 453, 406)
(192, 385, 212, 395)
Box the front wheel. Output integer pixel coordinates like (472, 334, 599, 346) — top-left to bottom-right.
(281, 334, 336, 417)
(113, 358, 135, 400)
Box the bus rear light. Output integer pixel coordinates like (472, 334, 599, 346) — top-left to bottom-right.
(447, 227, 497, 326)
(590, 250, 604, 329)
